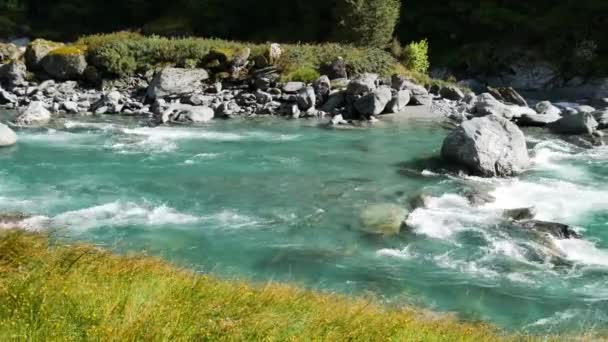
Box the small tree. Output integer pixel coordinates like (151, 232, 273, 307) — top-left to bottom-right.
(333, 0, 401, 48)
(402, 39, 430, 74)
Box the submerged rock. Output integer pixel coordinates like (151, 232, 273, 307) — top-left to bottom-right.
(15, 101, 51, 125)
(503, 208, 536, 221)
(0, 123, 17, 147)
(359, 203, 408, 236)
(515, 220, 582, 239)
(147, 67, 209, 99)
(441, 115, 530, 177)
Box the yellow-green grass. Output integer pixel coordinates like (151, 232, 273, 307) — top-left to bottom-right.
(0, 229, 526, 341)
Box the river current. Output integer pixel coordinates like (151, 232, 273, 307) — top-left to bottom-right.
(1, 110, 607, 333)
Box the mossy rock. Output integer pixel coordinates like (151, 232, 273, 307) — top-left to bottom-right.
(281, 66, 320, 83)
(25, 39, 64, 70)
(41, 46, 88, 80)
(359, 203, 408, 236)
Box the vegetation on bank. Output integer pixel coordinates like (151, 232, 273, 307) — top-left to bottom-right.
(2, 0, 606, 76)
(0, 229, 511, 341)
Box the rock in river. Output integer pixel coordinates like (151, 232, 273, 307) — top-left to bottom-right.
(441, 115, 530, 177)
(548, 112, 598, 135)
(0, 123, 17, 147)
(15, 101, 51, 126)
(359, 203, 408, 236)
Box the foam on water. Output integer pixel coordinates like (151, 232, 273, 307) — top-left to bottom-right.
(553, 238, 608, 268)
(52, 201, 200, 231)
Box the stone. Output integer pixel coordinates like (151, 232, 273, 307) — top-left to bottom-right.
(503, 208, 536, 221)
(62, 101, 79, 113)
(0, 123, 17, 147)
(313, 75, 331, 105)
(41, 48, 87, 80)
(518, 101, 561, 126)
(516, 220, 582, 239)
(320, 91, 345, 113)
(15, 101, 52, 125)
(0, 87, 18, 104)
(324, 57, 348, 80)
(147, 67, 209, 99)
(548, 112, 598, 135)
(441, 115, 530, 177)
(296, 86, 316, 111)
(592, 108, 608, 129)
(473, 93, 535, 120)
(255, 90, 273, 104)
(330, 114, 347, 126)
(25, 39, 63, 70)
(385, 90, 411, 113)
(359, 203, 408, 236)
(268, 43, 282, 64)
(487, 86, 528, 107)
(0, 61, 27, 86)
(186, 94, 213, 106)
(439, 85, 465, 101)
(347, 73, 378, 96)
(354, 86, 392, 116)
(162, 104, 214, 123)
(535, 101, 562, 116)
(0, 43, 22, 62)
(392, 76, 431, 106)
(282, 81, 305, 93)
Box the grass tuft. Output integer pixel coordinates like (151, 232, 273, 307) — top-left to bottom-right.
(0, 229, 518, 341)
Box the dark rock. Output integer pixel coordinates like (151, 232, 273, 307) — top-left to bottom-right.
(439, 85, 465, 101)
(516, 220, 582, 239)
(41, 50, 88, 80)
(503, 208, 536, 221)
(592, 108, 608, 129)
(323, 57, 348, 80)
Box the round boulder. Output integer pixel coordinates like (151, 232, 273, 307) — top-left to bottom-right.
(441, 115, 530, 177)
(359, 203, 408, 236)
(41, 46, 87, 80)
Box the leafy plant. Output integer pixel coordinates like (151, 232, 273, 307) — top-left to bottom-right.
(402, 39, 430, 74)
(333, 0, 401, 48)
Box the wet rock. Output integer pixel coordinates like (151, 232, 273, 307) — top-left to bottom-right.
(162, 104, 214, 123)
(147, 67, 209, 99)
(503, 208, 536, 221)
(0, 123, 17, 147)
(409, 193, 432, 210)
(330, 114, 347, 126)
(548, 112, 598, 135)
(516, 220, 582, 239)
(441, 115, 530, 177)
(62, 101, 79, 113)
(359, 203, 408, 236)
(0, 87, 18, 104)
(255, 89, 273, 104)
(518, 101, 561, 126)
(354, 86, 391, 116)
(15, 101, 51, 125)
(464, 190, 496, 206)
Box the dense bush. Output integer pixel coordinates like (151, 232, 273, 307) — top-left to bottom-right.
(402, 39, 430, 74)
(333, 0, 401, 48)
(83, 34, 398, 79)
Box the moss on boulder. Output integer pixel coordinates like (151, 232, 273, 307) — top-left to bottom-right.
(41, 45, 87, 80)
(25, 39, 64, 70)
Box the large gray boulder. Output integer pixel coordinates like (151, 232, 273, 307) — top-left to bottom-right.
(548, 112, 598, 135)
(0, 61, 27, 86)
(15, 101, 52, 125)
(473, 93, 535, 120)
(147, 67, 209, 99)
(592, 109, 608, 129)
(282, 81, 305, 93)
(320, 91, 345, 113)
(518, 101, 561, 126)
(0, 123, 17, 147)
(313, 75, 331, 105)
(41, 48, 87, 80)
(385, 90, 411, 113)
(347, 73, 378, 96)
(439, 85, 465, 101)
(354, 86, 392, 116)
(25, 39, 63, 70)
(441, 115, 530, 177)
(296, 86, 316, 111)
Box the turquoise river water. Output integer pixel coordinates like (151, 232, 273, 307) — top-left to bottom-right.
(1, 110, 607, 334)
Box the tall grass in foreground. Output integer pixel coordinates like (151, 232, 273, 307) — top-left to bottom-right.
(0, 230, 527, 341)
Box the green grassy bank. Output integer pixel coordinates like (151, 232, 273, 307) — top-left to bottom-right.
(0, 229, 516, 341)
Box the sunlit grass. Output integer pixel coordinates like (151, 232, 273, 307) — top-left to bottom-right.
(0, 229, 533, 341)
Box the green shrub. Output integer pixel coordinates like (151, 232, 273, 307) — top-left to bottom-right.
(83, 34, 398, 78)
(333, 0, 401, 48)
(282, 66, 321, 83)
(402, 39, 430, 74)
